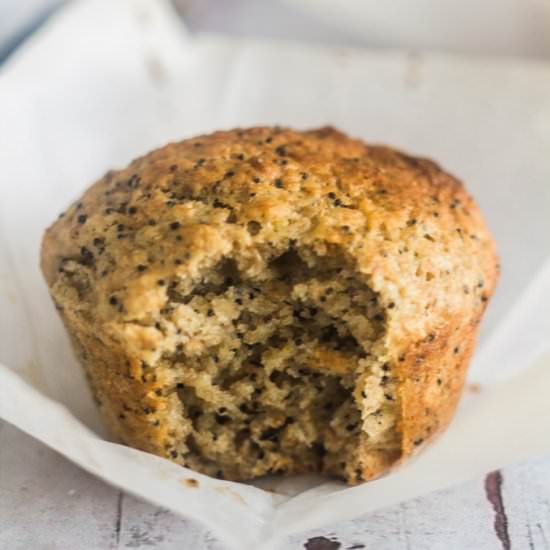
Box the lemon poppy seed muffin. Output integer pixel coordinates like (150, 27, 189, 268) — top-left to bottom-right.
(41, 127, 498, 484)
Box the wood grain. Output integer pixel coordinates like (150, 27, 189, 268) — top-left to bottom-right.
(1, 419, 550, 549)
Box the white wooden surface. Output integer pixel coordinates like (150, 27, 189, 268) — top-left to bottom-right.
(2, 418, 549, 549)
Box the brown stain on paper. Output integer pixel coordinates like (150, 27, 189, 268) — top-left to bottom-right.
(179, 477, 199, 488)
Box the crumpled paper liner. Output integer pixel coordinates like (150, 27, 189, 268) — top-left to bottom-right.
(0, 1, 549, 548)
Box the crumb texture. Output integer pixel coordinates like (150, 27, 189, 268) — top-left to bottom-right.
(41, 126, 498, 483)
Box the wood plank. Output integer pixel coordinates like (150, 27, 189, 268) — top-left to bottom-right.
(0, 422, 119, 550)
(0, 422, 225, 550)
(501, 459, 550, 550)
(289, 477, 504, 550)
(118, 493, 215, 549)
(3, 419, 550, 550)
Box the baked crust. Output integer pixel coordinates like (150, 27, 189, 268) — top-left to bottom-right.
(41, 127, 498, 483)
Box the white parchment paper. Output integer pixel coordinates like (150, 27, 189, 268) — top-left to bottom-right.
(0, 1, 549, 548)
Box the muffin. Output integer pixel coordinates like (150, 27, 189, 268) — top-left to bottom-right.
(41, 126, 498, 484)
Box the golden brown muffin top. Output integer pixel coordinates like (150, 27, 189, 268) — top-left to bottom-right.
(42, 126, 498, 360)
